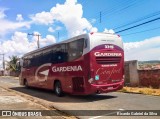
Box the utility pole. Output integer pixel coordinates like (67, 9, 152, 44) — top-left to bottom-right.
(57, 32, 59, 42)
(0, 54, 5, 75)
(100, 11, 102, 23)
(28, 33, 41, 48)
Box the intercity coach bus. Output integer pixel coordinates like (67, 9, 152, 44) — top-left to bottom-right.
(19, 32, 124, 96)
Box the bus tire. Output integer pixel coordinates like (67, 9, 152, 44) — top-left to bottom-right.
(54, 81, 64, 97)
(24, 79, 29, 88)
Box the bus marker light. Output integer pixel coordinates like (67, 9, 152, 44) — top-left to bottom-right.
(88, 78, 94, 84)
(117, 34, 120, 37)
(90, 32, 94, 35)
(95, 75, 99, 80)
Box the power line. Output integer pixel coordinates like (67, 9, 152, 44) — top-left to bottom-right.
(114, 10, 160, 30)
(121, 26, 160, 36)
(78, 0, 130, 20)
(55, 0, 137, 39)
(52, 0, 144, 41)
(93, 0, 134, 20)
(115, 17, 160, 33)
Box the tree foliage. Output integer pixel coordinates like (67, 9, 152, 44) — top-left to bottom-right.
(7, 55, 19, 71)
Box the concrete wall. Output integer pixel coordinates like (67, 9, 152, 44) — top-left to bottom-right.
(124, 60, 139, 86)
(125, 60, 160, 88)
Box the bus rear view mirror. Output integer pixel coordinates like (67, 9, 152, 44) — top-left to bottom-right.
(19, 58, 23, 67)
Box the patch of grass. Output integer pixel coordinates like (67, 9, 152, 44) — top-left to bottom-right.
(120, 88, 127, 92)
(120, 87, 160, 96)
(138, 90, 143, 94)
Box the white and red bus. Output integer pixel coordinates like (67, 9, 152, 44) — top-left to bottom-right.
(19, 32, 124, 96)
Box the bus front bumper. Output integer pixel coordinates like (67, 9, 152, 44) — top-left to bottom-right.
(90, 80, 124, 94)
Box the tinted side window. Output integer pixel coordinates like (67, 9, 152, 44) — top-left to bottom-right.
(36, 54, 43, 66)
(23, 58, 28, 68)
(23, 56, 31, 68)
(68, 38, 84, 61)
(29, 53, 43, 67)
(24, 44, 69, 67)
(43, 49, 52, 64)
(52, 44, 68, 64)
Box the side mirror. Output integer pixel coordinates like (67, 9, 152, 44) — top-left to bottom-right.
(16, 61, 20, 67)
(19, 58, 23, 67)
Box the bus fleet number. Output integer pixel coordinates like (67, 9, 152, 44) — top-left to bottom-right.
(105, 45, 114, 49)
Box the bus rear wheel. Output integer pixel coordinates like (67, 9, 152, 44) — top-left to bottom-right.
(54, 81, 64, 97)
(24, 79, 29, 88)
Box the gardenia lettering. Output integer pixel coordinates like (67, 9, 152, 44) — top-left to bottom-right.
(94, 52, 122, 57)
(52, 65, 82, 72)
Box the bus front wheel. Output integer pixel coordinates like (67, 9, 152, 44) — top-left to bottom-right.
(24, 79, 29, 88)
(54, 81, 64, 97)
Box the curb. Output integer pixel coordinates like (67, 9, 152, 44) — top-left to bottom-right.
(0, 84, 77, 119)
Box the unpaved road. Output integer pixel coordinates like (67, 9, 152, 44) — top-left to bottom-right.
(0, 76, 160, 119)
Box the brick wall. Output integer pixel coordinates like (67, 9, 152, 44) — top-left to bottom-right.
(138, 69, 160, 88)
(0, 71, 3, 76)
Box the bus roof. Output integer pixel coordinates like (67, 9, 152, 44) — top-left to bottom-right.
(23, 32, 120, 57)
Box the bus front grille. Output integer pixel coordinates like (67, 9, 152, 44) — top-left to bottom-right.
(96, 57, 121, 64)
(72, 77, 84, 92)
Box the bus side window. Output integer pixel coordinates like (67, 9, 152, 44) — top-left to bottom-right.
(23, 57, 30, 68)
(43, 51, 52, 64)
(38, 54, 43, 66)
(52, 44, 68, 64)
(68, 38, 84, 61)
(31, 54, 42, 66)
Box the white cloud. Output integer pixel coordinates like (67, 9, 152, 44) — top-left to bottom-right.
(30, 0, 97, 37)
(40, 35, 56, 47)
(0, 8, 7, 19)
(104, 28, 115, 34)
(0, 32, 36, 68)
(90, 19, 96, 24)
(0, 32, 36, 55)
(29, 31, 56, 48)
(48, 26, 62, 33)
(48, 27, 55, 32)
(90, 27, 98, 32)
(55, 26, 62, 30)
(0, 9, 31, 37)
(30, 11, 53, 25)
(16, 14, 24, 21)
(124, 36, 160, 61)
(0, 19, 31, 37)
(0, 32, 56, 61)
(50, 0, 93, 37)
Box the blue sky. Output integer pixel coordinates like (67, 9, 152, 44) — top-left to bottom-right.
(1, 0, 160, 42)
(0, 0, 160, 68)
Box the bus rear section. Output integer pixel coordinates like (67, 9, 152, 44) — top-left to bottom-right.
(86, 33, 124, 94)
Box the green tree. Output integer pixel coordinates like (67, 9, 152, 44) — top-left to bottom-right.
(7, 55, 19, 71)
